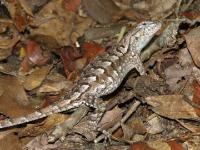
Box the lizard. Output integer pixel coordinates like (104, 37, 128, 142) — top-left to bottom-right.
(0, 21, 161, 140)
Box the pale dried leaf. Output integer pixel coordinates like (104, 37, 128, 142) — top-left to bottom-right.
(146, 114, 164, 134)
(30, 0, 74, 47)
(0, 76, 29, 106)
(99, 106, 124, 129)
(184, 26, 200, 68)
(147, 140, 171, 150)
(23, 65, 52, 90)
(146, 95, 199, 119)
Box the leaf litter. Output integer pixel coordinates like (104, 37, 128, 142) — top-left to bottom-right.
(0, 0, 200, 149)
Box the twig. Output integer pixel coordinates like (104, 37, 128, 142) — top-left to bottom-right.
(94, 100, 141, 143)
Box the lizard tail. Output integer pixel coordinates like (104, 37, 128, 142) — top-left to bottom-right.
(0, 99, 79, 129)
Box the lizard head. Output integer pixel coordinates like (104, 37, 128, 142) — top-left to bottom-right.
(130, 21, 162, 53)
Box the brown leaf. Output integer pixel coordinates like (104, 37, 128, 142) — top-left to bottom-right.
(18, 113, 68, 137)
(82, 0, 119, 24)
(192, 80, 200, 116)
(146, 95, 199, 119)
(19, 40, 51, 73)
(23, 65, 52, 90)
(5, 0, 29, 31)
(132, 0, 176, 19)
(99, 106, 124, 129)
(167, 140, 184, 150)
(0, 21, 20, 50)
(130, 142, 155, 150)
(82, 42, 105, 62)
(182, 10, 200, 21)
(58, 46, 82, 77)
(25, 40, 50, 66)
(29, 0, 74, 47)
(63, 0, 81, 12)
(0, 76, 29, 106)
(0, 132, 22, 150)
(147, 140, 171, 150)
(0, 76, 34, 118)
(184, 26, 200, 68)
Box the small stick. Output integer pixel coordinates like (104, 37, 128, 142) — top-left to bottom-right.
(94, 100, 141, 143)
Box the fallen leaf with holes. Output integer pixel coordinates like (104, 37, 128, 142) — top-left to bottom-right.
(23, 65, 52, 90)
(146, 95, 199, 119)
(184, 26, 200, 68)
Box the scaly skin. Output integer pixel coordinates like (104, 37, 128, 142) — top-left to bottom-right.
(0, 21, 161, 129)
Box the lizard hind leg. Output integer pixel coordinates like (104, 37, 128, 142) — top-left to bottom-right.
(48, 97, 106, 143)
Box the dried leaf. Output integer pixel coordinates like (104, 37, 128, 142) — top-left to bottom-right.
(184, 26, 200, 68)
(25, 40, 50, 66)
(0, 76, 29, 106)
(23, 65, 52, 90)
(82, 0, 119, 24)
(84, 24, 123, 40)
(0, 76, 34, 118)
(99, 106, 124, 129)
(164, 64, 192, 92)
(167, 140, 184, 150)
(130, 142, 154, 150)
(38, 76, 72, 93)
(58, 46, 82, 77)
(147, 140, 171, 150)
(146, 95, 199, 119)
(0, 22, 20, 50)
(0, 132, 22, 150)
(63, 0, 81, 12)
(132, 0, 176, 19)
(146, 115, 164, 134)
(192, 80, 200, 116)
(30, 0, 74, 47)
(82, 42, 105, 62)
(18, 114, 67, 137)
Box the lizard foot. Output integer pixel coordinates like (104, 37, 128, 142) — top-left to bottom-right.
(48, 106, 89, 143)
